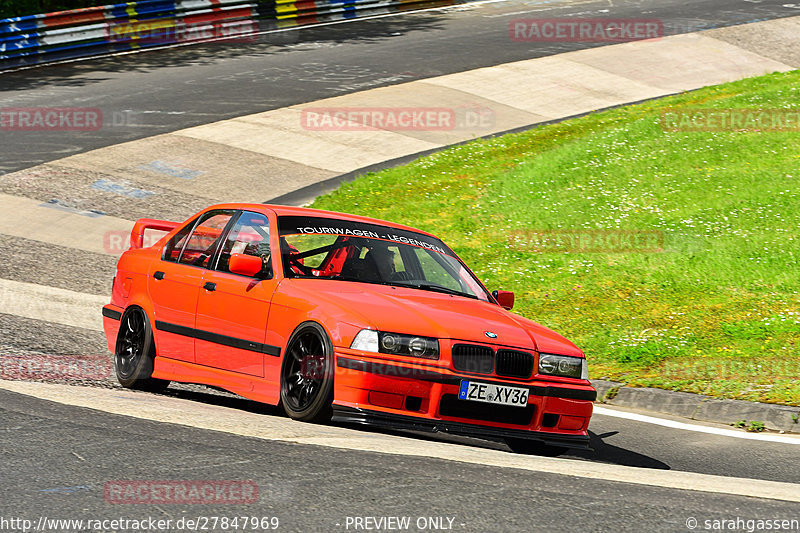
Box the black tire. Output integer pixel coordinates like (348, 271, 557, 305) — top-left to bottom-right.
(505, 437, 568, 457)
(114, 307, 170, 393)
(280, 322, 334, 422)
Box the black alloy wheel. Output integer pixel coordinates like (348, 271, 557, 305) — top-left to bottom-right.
(280, 322, 334, 422)
(115, 307, 169, 392)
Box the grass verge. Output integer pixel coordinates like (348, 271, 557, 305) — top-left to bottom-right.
(310, 70, 800, 405)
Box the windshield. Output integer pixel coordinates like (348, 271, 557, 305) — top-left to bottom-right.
(278, 216, 490, 301)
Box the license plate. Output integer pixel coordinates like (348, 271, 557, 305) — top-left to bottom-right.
(458, 381, 529, 407)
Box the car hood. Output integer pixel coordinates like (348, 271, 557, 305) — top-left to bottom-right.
(285, 279, 583, 357)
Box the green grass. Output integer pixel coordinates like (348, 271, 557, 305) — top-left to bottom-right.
(310, 70, 800, 406)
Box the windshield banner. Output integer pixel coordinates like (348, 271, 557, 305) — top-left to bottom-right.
(278, 216, 454, 257)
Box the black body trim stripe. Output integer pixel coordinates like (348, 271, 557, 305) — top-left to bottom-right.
(155, 320, 281, 357)
(331, 406, 591, 449)
(532, 386, 597, 401)
(102, 306, 122, 321)
(336, 357, 596, 401)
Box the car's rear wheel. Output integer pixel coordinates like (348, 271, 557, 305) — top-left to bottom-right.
(115, 307, 169, 392)
(505, 437, 568, 457)
(280, 322, 334, 422)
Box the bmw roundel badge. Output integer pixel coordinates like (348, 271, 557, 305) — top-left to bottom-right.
(484, 331, 498, 339)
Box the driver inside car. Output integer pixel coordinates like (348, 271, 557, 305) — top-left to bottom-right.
(365, 243, 413, 282)
(364, 244, 396, 281)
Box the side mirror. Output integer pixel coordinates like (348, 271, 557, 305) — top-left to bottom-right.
(229, 253, 263, 277)
(492, 290, 515, 310)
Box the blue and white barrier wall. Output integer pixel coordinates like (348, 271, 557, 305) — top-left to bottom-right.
(0, 0, 456, 70)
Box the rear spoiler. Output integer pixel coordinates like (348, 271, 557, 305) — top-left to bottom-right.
(130, 218, 179, 249)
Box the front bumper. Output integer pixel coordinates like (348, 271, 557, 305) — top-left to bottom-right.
(332, 405, 591, 449)
(333, 351, 596, 449)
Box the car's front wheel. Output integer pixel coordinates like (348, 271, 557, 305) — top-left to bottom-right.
(280, 322, 334, 422)
(115, 307, 169, 392)
(505, 437, 568, 457)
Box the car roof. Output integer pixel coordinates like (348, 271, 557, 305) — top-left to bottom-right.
(205, 203, 440, 239)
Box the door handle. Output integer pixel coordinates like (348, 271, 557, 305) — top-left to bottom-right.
(153, 271, 165, 280)
(203, 282, 216, 292)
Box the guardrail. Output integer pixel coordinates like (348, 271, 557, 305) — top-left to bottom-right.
(0, 0, 455, 70)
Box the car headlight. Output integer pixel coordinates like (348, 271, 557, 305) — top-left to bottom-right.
(351, 330, 439, 360)
(538, 353, 588, 379)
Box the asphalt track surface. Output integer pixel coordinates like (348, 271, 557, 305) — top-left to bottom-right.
(1, 387, 799, 533)
(1, 0, 799, 174)
(2, 0, 800, 530)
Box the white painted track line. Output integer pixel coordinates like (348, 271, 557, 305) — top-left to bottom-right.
(0, 278, 106, 331)
(594, 406, 800, 445)
(0, 193, 133, 256)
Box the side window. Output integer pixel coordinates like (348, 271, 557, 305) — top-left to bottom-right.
(162, 216, 199, 263)
(215, 211, 272, 278)
(177, 210, 234, 268)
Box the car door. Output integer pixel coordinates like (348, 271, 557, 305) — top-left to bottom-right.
(148, 209, 235, 363)
(194, 210, 280, 378)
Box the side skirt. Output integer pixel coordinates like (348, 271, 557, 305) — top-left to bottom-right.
(153, 357, 280, 406)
